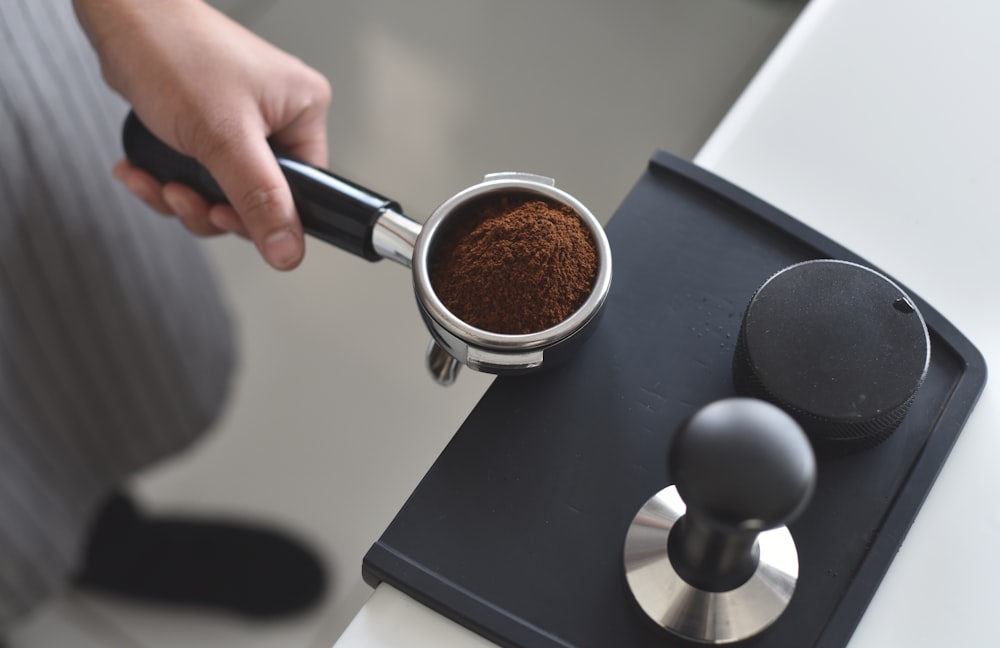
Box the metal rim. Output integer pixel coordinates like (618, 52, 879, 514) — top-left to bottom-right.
(412, 176, 612, 352)
(623, 486, 799, 644)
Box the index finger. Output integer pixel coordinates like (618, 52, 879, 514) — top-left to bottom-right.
(198, 128, 305, 270)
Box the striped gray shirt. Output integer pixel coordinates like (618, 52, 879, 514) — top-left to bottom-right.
(0, 0, 235, 629)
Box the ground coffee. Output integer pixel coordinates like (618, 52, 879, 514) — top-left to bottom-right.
(429, 194, 598, 334)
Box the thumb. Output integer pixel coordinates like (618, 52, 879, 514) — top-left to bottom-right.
(198, 126, 304, 270)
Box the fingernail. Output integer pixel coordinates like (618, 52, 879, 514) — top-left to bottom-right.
(163, 191, 191, 220)
(263, 229, 301, 269)
(209, 210, 236, 233)
(124, 175, 151, 201)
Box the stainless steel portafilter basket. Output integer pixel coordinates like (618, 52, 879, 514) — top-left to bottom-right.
(123, 112, 612, 385)
(414, 172, 612, 384)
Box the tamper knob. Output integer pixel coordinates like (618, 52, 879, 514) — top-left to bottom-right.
(734, 259, 930, 452)
(668, 398, 816, 592)
(624, 398, 816, 644)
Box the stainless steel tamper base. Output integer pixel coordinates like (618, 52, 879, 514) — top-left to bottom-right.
(623, 486, 799, 644)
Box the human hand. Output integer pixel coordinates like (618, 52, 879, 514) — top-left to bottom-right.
(74, 0, 331, 270)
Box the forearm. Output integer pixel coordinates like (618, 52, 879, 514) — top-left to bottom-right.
(73, 0, 224, 100)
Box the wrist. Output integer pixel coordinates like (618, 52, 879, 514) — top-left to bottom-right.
(72, 0, 207, 96)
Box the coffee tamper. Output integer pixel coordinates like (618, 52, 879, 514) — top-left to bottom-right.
(623, 398, 816, 643)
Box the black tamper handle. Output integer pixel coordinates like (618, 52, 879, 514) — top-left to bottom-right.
(667, 398, 816, 592)
(121, 111, 403, 261)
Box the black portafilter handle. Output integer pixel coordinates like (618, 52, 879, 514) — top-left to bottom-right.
(121, 110, 403, 261)
(667, 398, 816, 592)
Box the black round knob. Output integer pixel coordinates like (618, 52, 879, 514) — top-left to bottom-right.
(733, 259, 930, 452)
(667, 398, 816, 592)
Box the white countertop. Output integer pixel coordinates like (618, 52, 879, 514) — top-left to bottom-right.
(335, 0, 1000, 645)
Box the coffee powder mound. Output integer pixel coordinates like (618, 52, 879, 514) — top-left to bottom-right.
(429, 195, 598, 334)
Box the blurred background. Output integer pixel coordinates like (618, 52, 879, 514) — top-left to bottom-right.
(9, 1, 806, 646)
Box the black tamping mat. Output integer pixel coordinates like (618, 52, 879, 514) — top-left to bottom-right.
(362, 151, 987, 647)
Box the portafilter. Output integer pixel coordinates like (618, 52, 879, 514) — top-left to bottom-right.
(121, 112, 612, 385)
